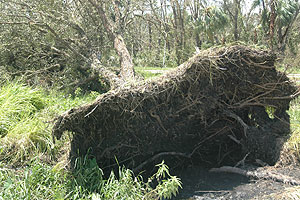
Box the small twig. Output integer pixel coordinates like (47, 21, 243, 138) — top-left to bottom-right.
(262, 90, 300, 100)
(190, 126, 231, 156)
(100, 143, 136, 158)
(148, 110, 168, 135)
(10, 64, 60, 77)
(255, 159, 268, 167)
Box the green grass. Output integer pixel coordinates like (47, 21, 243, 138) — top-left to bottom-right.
(0, 157, 181, 200)
(277, 65, 300, 74)
(277, 60, 300, 162)
(0, 81, 100, 165)
(0, 81, 181, 199)
(0, 74, 299, 199)
(135, 66, 174, 79)
(277, 55, 300, 74)
(286, 96, 300, 160)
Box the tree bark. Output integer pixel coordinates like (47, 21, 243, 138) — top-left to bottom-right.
(171, 0, 184, 65)
(148, 20, 152, 49)
(114, 35, 135, 79)
(233, 0, 240, 41)
(269, 0, 276, 50)
(87, 0, 135, 81)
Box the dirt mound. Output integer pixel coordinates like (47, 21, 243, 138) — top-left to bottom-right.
(52, 45, 299, 172)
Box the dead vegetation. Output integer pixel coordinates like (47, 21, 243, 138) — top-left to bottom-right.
(52, 45, 299, 172)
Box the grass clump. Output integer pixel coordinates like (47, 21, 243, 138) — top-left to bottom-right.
(0, 82, 45, 136)
(286, 96, 300, 161)
(70, 156, 181, 200)
(0, 81, 99, 165)
(0, 159, 69, 200)
(0, 157, 181, 200)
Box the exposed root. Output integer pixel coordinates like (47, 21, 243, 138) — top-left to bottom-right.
(52, 45, 298, 171)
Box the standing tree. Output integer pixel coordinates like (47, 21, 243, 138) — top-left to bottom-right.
(252, 0, 300, 52)
(170, 0, 187, 64)
(189, 3, 228, 46)
(223, 0, 242, 41)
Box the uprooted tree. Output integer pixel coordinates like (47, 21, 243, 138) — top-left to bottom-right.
(52, 45, 299, 173)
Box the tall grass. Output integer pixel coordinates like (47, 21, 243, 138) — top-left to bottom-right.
(0, 81, 181, 199)
(0, 157, 181, 200)
(0, 82, 99, 164)
(287, 96, 300, 160)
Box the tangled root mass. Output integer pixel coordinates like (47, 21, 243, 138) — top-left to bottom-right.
(53, 45, 299, 172)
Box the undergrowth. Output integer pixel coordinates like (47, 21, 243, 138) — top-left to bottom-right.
(0, 75, 299, 199)
(135, 66, 173, 79)
(0, 81, 99, 165)
(287, 96, 300, 161)
(0, 157, 181, 200)
(0, 81, 181, 199)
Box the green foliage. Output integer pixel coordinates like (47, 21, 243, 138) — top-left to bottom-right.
(71, 156, 181, 200)
(195, 6, 228, 44)
(0, 81, 99, 164)
(144, 161, 182, 200)
(0, 0, 106, 92)
(0, 158, 181, 200)
(0, 160, 68, 200)
(0, 81, 45, 136)
(0, 80, 181, 199)
(287, 96, 300, 158)
(1, 0, 300, 89)
(135, 66, 174, 79)
(72, 156, 104, 196)
(276, 0, 299, 26)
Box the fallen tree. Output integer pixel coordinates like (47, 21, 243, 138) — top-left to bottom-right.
(52, 45, 299, 172)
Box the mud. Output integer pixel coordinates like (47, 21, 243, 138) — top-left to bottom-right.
(173, 165, 300, 200)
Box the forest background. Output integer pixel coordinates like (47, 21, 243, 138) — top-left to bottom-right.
(0, 0, 300, 199)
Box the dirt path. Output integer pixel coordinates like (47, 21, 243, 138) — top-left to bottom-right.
(172, 165, 300, 200)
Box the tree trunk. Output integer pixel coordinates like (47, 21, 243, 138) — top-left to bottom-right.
(148, 21, 152, 49)
(233, 0, 239, 41)
(87, 0, 135, 81)
(114, 35, 135, 79)
(171, 0, 184, 65)
(195, 32, 202, 48)
(269, 0, 276, 50)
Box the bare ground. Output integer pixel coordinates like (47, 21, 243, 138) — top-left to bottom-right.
(172, 165, 300, 200)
